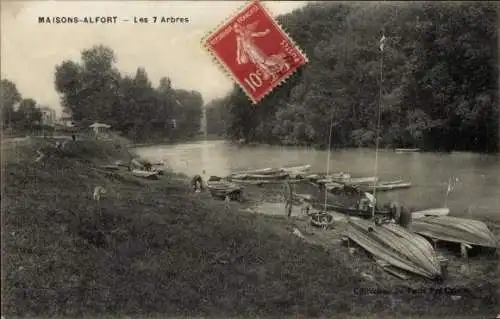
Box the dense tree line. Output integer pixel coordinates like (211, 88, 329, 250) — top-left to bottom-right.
(207, 2, 498, 152)
(1, 79, 45, 133)
(54, 45, 203, 142)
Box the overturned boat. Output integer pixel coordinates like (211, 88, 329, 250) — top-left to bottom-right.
(411, 208, 450, 219)
(346, 217, 443, 280)
(410, 216, 499, 248)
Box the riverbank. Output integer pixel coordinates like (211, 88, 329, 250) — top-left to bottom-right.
(2, 137, 498, 318)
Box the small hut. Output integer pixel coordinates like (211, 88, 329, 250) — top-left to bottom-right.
(89, 122, 111, 139)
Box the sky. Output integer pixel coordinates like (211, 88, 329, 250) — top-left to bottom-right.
(1, 0, 309, 116)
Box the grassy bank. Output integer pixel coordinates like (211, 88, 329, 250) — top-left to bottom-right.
(1, 137, 498, 318)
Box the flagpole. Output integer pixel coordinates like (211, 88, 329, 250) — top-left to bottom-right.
(324, 114, 334, 211)
(371, 35, 385, 222)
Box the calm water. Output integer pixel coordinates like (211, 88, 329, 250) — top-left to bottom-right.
(134, 140, 500, 220)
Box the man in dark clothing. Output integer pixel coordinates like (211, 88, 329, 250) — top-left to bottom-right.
(283, 178, 293, 217)
(192, 175, 203, 192)
(389, 201, 412, 228)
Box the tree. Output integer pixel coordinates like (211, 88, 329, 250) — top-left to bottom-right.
(218, 2, 498, 152)
(55, 45, 121, 127)
(174, 89, 203, 137)
(54, 44, 206, 143)
(1, 79, 22, 126)
(13, 98, 42, 131)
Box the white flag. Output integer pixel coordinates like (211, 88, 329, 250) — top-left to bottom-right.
(379, 35, 386, 52)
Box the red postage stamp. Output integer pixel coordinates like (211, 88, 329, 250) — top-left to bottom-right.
(203, 0, 308, 104)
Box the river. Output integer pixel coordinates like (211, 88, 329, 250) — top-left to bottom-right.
(134, 140, 500, 220)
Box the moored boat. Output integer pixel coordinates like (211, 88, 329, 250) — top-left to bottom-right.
(320, 203, 390, 218)
(244, 172, 289, 180)
(318, 175, 379, 185)
(131, 169, 159, 180)
(410, 216, 499, 248)
(151, 167, 165, 175)
(346, 217, 443, 280)
(280, 164, 311, 173)
(347, 176, 379, 185)
(231, 167, 279, 176)
(411, 208, 450, 219)
(395, 148, 421, 153)
(360, 181, 412, 192)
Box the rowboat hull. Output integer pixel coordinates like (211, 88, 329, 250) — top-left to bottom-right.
(207, 181, 243, 199)
(281, 164, 311, 173)
(244, 172, 289, 180)
(411, 208, 450, 219)
(361, 182, 412, 192)
(347, 218, 443, 280)
(318, 176, 379, 185)
(131, 169, 159, 180)
(231, 168, 279, 175)
(320, 203, 389, 218)
(395, 148, 421, 153)
(410, 216, 499, 248)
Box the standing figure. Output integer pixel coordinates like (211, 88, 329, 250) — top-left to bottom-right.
(192, 175, 204, 193)
(283, 177, 293, 217)
(388, 201, 411, 227)
(234, 22, 290, 81)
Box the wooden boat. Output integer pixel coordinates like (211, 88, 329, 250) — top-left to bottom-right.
(310, 211, 335, 228)
(321, 203, 390, 218)
(151, 160, 165, 166)
(151, 167, 165, 175)
(131, 169, 159, 180)
(346, 217, 443, 280)
(115, 160, 130, 168)
(230, 173, 248, 179)
(318, 175, 379, 185)
(231, 168, 278, 175)
(244, 172, 289, 180)
(230, 178, 270, 185)
(207, 180, 243, 200)
(304, 174, 321, 180)
(347, 176, 379, 184)
(280, 164, 311, 173)
(361, 181, 412, 192)
(324, 182, 346, 191)
(410, 216, 499, 248)
(411, 208, 450, 219)
(395, 148, 421, 153)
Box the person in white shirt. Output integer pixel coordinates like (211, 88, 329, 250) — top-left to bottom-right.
(358, 192, 376, 212)
(365, 192, 376, 210)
